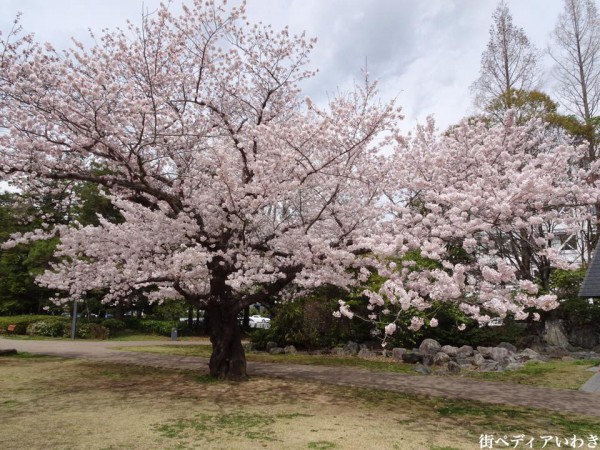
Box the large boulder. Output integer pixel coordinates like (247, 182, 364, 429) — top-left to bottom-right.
(456, 345, 474, 357)
(447, 361, 461, 374)
(284, 345, 298, 354)
(402, 352, 423, 364)
(433, 352, 450, 366)
(421, 354, 435, 367)
(455, 356, 474, 366)
(358, 348, 375, 359)
(518, 348, 541, 361)
(543, 320, 570, 348)
(478, 346, 509, 364)
(476, 346, 491, 358)
(440, 345, 459, 357)
(419, 338, 441, 356)
(413, 363, 432, 375)
(497, 342, 517, 354)
(266, 341, 278, 352)
(391, 348, 407, 361)
(472, 353, 486, 367)
(479, 361, 499, 372)
(343, 341, 359, 356)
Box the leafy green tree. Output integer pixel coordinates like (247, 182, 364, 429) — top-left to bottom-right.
(0, 193, 56, 314)
(0, 180, 122, 315)
(484, 89, 558, 124)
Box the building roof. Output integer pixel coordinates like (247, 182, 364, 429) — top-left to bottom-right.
(579, 242, 600, 297)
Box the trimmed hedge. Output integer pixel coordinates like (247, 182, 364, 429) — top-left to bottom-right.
(0, 315, 59, 335)
(1, 315, 109, 339)
(0, 316, 190, 338)
(26, 318, 70, 337)
(136, 319, 179, 336)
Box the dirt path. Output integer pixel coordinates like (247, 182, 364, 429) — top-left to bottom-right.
(2, 337, 599, 418)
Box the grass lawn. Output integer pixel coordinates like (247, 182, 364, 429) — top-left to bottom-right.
(463, 358, 600, 390)
(1, 354, 599, 450)
(118, 344, 600, 390)
(117, 344, 417, 374)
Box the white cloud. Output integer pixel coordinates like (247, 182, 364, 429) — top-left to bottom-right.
(0, 0, 566, 132)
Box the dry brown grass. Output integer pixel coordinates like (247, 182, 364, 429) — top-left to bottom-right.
(1, 355, 598, 450)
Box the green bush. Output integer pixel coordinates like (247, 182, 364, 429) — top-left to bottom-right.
(102, 318, 126, 334)
(26, 318, 70, 337)
(123, 316, 141, 329)
(249, 327, 275, 350)
(129, 319, 182, 336)
(250, 289, 365, 350)
(548, 268, 600, 327)
(0, 315, 60, 334)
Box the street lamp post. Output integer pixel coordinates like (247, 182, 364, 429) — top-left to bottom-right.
(70, 299, 78, 339)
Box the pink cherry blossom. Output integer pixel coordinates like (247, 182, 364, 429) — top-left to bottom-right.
(0, 1, 399, 379)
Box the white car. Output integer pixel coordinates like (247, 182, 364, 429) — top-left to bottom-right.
(249, 315, 271, 329)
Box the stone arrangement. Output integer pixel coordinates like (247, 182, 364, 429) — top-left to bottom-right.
(250, 337, 600, 375)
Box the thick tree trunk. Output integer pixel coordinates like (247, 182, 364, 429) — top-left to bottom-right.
(115, 300, 124, 321)
(206, 304, 247, 380)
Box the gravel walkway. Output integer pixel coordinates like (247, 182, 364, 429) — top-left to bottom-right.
(2, 338, 599, 418)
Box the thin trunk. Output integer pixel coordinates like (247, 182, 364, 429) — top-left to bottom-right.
(206, 303, 247, 380)
(243, 305, 250, 328)
(519, 229, 532, 280)
(538, 257, 552, 292)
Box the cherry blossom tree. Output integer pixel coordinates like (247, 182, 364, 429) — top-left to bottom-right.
(343, 114, 598, 344)
(0, 1, 400, 379)
(1, 0, 595, 376)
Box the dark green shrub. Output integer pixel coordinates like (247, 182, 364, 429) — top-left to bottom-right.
(547, 268, 600, 327)
(250, 288, 365, 350)
(78, 323, 109, 339)
(135, 319, 179, 336)
(249, 327, 275, 350)
(148, 302, 188, 321)
(102, 318, 126, 334)
(121, 317, 185, 336)
(123, 316, 141, 329)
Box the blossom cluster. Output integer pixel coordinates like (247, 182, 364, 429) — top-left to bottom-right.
(0, 1, 596, 338)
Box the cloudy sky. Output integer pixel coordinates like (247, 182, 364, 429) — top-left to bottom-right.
(0, 0, 567, 132)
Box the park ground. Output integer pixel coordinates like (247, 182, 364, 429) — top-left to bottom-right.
(1, 338, 600, 449)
